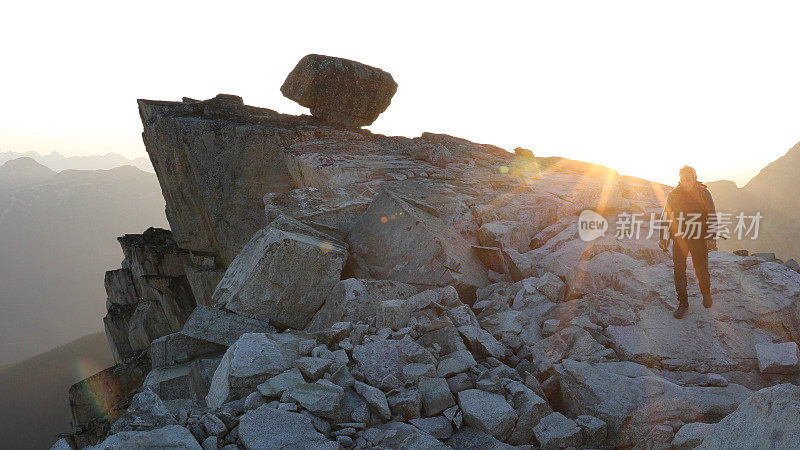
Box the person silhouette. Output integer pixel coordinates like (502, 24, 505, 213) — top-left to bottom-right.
(658, 165, 718, 319)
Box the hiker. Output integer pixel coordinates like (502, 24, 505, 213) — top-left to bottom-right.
(658, 165, 718, 319)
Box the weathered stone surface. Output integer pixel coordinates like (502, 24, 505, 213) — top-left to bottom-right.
(109, 388, 176, 434)
(281, 54, 398, 128)
(557, 359, 751, 447)
(201, 436, 217, 450)
(523, 272, 566, 303)
(697, 384, 800, 449)
(530, 326, 607, 376)
(447, 427, 514, 449)
(353, 380, 391, 419)
(437, 350, 475, 377)
(185, 265, 226, 307)
(575, 414, 607, 447)
(206, 333, 299, 408)
(409, 416, 453, 440)
(364, 421, 449, 449)
(149, 332, 226, 367)
(477, 220, 530, 253)
(377, 287, 460, 332)
(105, 268, 139, 306)
(403, 363, 436, 383)
(50, 438, 72, 450)
(181, 306, 276, 347)
(351, 336, 431, 387)
(69, 356, 150, 445)
(306, 278, 420, 331)
(213, 216, 346, 329)
(144, 360, 210, 403)
(458, 389, 517, 441)
(294, 356, 333, 380)
(419, 377, 455, 416)
(673, 422, 714, 449)
(457, 325, 508, 359)
(289, 380, 344, 419)
(257, 368, 306, 398)
(388, 388, 422, 420)
(755, 341, 800, 374)
(201, 413, 227, 437)
(126, 301, 173, 353)
(86, 425, 201, 450)
(103, 228, 200, 363)
(348, 189, 488, 303)
(506, 381, 551, 445)
(238, 405, 336, 449)
(471, 245, 507, 273)
(533, 412, 582, 449)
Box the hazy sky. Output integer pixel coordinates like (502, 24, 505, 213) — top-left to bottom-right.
(3, 1, 800, 186)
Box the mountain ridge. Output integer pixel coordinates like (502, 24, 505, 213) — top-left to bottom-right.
(0, 150, 153, 173)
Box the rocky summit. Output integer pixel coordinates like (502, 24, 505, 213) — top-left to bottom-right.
(55, 55, 800, 449)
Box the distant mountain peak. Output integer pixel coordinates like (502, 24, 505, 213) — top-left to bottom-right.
(1, 156, 53, 171)
(0, 151, 153, 173)
(0, 157, 56, 189)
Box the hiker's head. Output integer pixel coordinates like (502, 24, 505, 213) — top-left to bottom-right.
(679, 165, 697, 189)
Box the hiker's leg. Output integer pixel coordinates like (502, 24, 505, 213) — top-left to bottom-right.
(689, 239, 711, 299)
(673, 238, 689, 305)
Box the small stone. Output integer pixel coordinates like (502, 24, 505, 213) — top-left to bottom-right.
(332, 427, 357, 437)
(475, 371, 504, 394)
(506, 381, 552, 445)
(533, 412, 582, 449)
(443, 405, 459, 422)
(409, 416, 453, 440)
(756, 342, 800, 374)
(447, 373, 474, 393)
(331, 365, 356, 388)
(437, 356, 470, 378)
(376, 327, 393, 338)
(672, 422, 714, 449)
(278, 402, 298, 411)
(575, 414, 606, 447)
(244, 391, 267, 411)
(419, 377, 456, 416)
(542, 319, 560, 336)
(353, 380, 392, 420)
(298, 338, 317, 356)
(312, 345, 335, 360)
(753, 252, 776, 262)
(257, 368, 306, 398)
(201, 436, 217, 450)
(378, 374, 402, 391)
(403, 363, 436, 383)
(387, 388, 421, 420)
(294, 356, 334, 380)
(705, 373, 729, 387)
(644, 423, 675, 448)
(336, 435, 354, 447)
(457, 388, 517, 441)
(201, 413, 228, 438)
(289, 380, 344, 419)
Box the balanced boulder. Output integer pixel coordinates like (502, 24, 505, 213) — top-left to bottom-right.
(281, 54, 398, 128)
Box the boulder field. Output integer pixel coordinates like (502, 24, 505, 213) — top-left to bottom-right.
(55, 55, 800, 449)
